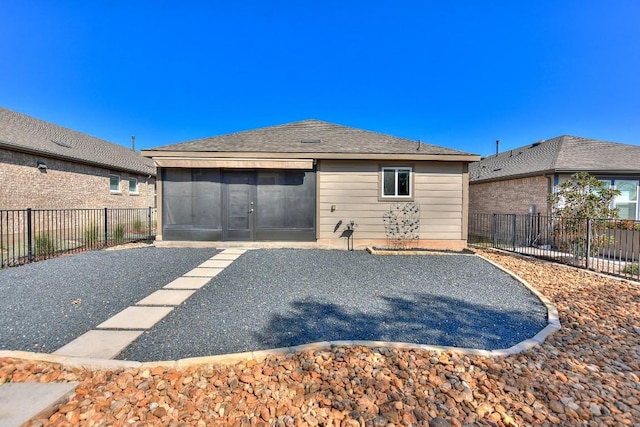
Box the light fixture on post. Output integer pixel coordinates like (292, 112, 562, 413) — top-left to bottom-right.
(37, 160, 47, 170)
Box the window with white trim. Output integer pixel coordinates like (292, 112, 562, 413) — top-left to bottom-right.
(598, 178, 639, 220)
(109, 174, 120, 193)
(614, 180, 638, 220)
(129, 178, 139, 195)
(382, 167, 412, 198)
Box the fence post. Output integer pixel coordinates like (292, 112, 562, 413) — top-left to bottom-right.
(27, 208, 33, 263)
(148, 206, 152, 240)
(103, 207, 108, 247)
(586, 218, 592, 269)
(492, 214, 497, 248)
(512, 214, 517, 251)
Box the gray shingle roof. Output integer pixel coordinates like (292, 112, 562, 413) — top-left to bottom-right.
(0, 107, 155, 176)
(147, 119, 473, 157)
(469, 135, 640, 182)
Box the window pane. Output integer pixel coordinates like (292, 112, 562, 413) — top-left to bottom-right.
(615, 180, 639, 219)
(129, 178, 138, 193)
(397, 170, 410, 196)
(383, 170, 396, 196)
(617, 203, 637, 220)
(616, 180, 638, 202)
(110, 175, 119, 191)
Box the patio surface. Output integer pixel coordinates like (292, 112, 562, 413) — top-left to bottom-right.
(0, 247, 548, 362)
(2, 248, 638, 426)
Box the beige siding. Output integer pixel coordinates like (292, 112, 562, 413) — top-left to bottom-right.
(317, 160, 465, 244)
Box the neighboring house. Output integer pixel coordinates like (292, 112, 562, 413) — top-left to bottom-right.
(142, 119, 479, 250)
(0, 107, 156, 210)
(469, 135, 640, 219)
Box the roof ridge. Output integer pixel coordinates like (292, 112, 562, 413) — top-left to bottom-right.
(145, 119, 474, 156)
(154, 119, 324, 148)
(546, 135, 567, 170)
(155, 118, 436, 149)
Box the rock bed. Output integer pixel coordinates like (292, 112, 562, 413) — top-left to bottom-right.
(2, 249, 639, 426)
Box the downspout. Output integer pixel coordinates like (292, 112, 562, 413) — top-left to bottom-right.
(545, 173, 560, 216)
(462, 163, 470, 241)
(544, 174, 554, 216)
(145, 174, 152, 208)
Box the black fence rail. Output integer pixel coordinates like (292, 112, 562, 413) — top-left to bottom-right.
(469, 212, 640, 281)
(0, 207, 156, 268)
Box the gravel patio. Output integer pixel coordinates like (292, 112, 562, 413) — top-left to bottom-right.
(1, 248, 639, 425)
(0, 247, 547, 360)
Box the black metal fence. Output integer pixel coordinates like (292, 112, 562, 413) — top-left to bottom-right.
(0, 207, 156, 268)
(469, 212, 640, 281)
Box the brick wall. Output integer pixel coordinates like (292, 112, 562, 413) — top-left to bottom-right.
(469, 175, 550, 215)
(0, 148, 155, 209)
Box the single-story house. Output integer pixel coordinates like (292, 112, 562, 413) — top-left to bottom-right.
(0, 107, 156, 210)
(469, 135, 640, 220)
(142, 119, 479, 250)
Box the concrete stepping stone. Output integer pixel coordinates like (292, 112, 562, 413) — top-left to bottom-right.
(183, 267, 223, 277)
(0, 382, 78, 427)
(198, 259, 234, 268)
(136, 289, 195, 306)
(97, 306, 173, 330)
(211, 253, 244, 260)
(163, 276, 211, 290)
(53, 330, 143, 359)
(221, 248, 248, 254)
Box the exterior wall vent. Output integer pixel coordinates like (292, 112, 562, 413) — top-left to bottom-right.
(301, 139, 321, 143)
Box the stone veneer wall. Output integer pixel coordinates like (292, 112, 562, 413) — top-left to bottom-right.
(0, 148, 155, 210)
(469, 175, 550, 215)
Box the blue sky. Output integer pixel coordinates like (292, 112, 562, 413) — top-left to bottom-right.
(2, 1, 639, 156)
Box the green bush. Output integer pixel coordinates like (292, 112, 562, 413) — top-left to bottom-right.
(132, 218, 145, 233)
(624, 262, 639, 275)
(34, 233, 56, 257)
(112, 224, 126, 242)
(84, 222, 99, 246)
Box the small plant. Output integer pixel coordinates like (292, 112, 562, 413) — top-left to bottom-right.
(84, 222, 99, 246)
(34, 233, 56, 257)
(624, 262, 639, 275)
(132, 218, 145, 233)
(383, 202, 420, 249)
(111, 224, 126, 242)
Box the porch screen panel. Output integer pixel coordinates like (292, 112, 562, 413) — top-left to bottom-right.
(256, 170, 315, 229)
(162, 168, 221, 239)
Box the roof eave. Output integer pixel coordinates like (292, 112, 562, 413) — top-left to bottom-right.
(0, 141, 155, 176)
(469, 169, 556, 184)
(141, 150, 479, 162)
(555, 168, 640, 175)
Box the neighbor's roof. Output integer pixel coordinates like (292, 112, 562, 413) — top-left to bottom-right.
(469, 135, 640, 183)
(143, 119, 477, 160)
(0, 107, 155, 176)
